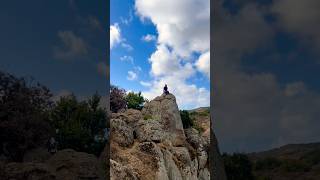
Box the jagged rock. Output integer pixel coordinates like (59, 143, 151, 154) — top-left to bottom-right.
(142, 93, 186, 146)
(3, 162, 56, 180)
(47, 149, 104, 180)
(198, 168, 210, 180)
(211, 130, 227, 180)
(162, 150, 183, 180)
(185, 128, 208, 169)
(110, 159, 138, 180)
(170, 147, 198, 180)
(108, 93, 226, 180)
(112, 109, 142, 128)
(110, 118, 134, 147)
(136, 119, 167, 143)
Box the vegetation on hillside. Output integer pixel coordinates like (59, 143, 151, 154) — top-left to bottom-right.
(222, 148, 320, 180)
(0, 71, 107, 161)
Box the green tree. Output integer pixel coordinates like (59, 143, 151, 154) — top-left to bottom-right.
(126, 91, 145, 110)
(222, 153, 254, 180)
(50, 93, 107, 156)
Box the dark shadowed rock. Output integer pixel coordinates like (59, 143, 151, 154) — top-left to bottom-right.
(47, 149, 104, 180)
(3, 162, 55, 180)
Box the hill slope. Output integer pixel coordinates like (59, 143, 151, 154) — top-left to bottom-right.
(248, 143, 320, 180)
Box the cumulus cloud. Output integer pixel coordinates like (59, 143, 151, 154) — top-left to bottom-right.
(97, 62, 109, 78)
(196, 51, 210, 78)
(110, 24, 121, 49)
(272, 0, 320, 52)
(54, 30, 88, 60)
(135, 0, 210, 109)
(127, 71, 138, 81)
(135, 0, 209, 57)
(142, 34, 156, 42)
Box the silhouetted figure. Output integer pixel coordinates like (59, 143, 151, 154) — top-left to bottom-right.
(163, 84, 169, 95)
(47, 137, 57, 155)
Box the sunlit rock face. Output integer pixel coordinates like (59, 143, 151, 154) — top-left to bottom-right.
(109, 93, 226, 180)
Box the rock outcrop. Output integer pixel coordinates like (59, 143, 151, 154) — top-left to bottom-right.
(1, 149, 105, 180)
(109, 93, 226, 180)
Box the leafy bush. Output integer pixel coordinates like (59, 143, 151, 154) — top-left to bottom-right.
(50, 93, 107, 156)
(180, 110, 193, 128)
(0, 71, 54, 161)
(126, 91, 145, 110)
(110, 85, 127, 113)
(222, 153, 255, 180)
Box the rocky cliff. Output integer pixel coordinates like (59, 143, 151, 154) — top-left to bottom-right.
(109, 93, 226, 180)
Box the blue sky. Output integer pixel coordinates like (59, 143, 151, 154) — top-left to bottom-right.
(110, 0, 210, 110)
(0, 1, 107, 99)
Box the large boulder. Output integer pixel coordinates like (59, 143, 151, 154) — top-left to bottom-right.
(111, 109, 142, 129)
(142, 93, 186, 146)
(136, 119, 167, 143)
(3, 162, 55, 180)
(110, 118, 134, 147)
(47, 149, 104, 180)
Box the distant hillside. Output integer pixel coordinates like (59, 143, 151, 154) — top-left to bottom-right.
(248, 143, 320, 180)
(187, 107, 210, 134)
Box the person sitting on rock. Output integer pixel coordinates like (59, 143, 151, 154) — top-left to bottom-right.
(47, 137, 57, 155)
(163, 84, 169, 95)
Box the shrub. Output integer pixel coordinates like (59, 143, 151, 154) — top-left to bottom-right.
(126, 91, 145, 110)
(110, 85, 126, 113)
(0, 71, 53, 161)
(180, 110, 193, 128)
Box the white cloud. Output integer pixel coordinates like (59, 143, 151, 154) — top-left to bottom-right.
(196, 51, 210, 78)
(97, 62, 109, 78)
(121, 42, 134, 51)
(149, 44, 180, 77)
(110, 24, 121, 49)
(272, 0, 320, 52)
(127, 71, 138, 81)
(142, 34, 156, 42)
(54, 31, 88, 60)
(120, 55, 134, 64)
(140, 81, 152, 87)
(135, 0, 210, 57)
(135, 0, 210, 109)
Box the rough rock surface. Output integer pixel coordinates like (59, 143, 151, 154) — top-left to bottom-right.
(2, 149, 105, 180)
(47, 149, 104, 180)
(3, 162, 55, 180)
(110, 93, 227, 180)
(142, 93, 186, 146)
